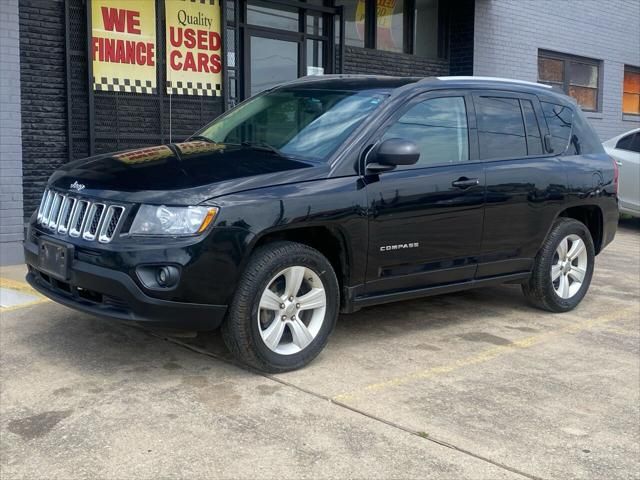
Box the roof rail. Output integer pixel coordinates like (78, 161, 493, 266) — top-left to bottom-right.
(436, 76, 552, 89)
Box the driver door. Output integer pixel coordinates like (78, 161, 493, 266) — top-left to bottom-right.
(363, 91, 486, 296)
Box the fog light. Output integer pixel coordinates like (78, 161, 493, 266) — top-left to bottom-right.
(156, 266, 179, 288)
(136, 265, 181, 290)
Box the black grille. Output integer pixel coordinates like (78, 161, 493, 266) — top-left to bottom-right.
(61, 199, 75, 228)
(106, 208, 122, 237)
(74, 202, 88, 231)
(88, 204, 104, 234)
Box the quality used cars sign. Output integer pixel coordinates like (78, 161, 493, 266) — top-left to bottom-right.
(91, 0, 157, 94)
(165, 0, 223, 97)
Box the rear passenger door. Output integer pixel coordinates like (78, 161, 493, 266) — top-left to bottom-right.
(473, 91, 566, 279)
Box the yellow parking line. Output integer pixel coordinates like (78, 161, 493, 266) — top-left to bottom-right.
(333, 305, 638, 402)
(0, 277, 38, 294)
(0, 276, 51, 314)
(0, 298, 50, 314)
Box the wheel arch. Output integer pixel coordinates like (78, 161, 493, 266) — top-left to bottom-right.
(556, 205, 604, 254)
(245, 225, 352, 307)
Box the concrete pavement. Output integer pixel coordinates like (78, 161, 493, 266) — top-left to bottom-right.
(1, 218, 638, 479)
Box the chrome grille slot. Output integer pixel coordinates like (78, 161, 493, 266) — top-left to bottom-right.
(35, 189, 125, 244)
(57, 197, 76, 234)
(37, 190, 49, 222)
(39, 190, 54, 224)
(46, 193, 64, 229)
(82, 203, 105, 241)
(69, 200, 89, 237)
(98, 206, 124, 243)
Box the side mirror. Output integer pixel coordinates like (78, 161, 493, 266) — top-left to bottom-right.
(366, 138, 420, 173)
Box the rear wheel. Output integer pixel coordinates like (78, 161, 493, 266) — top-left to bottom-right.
(522, 218, 595, 312)
(222, 241, 339, 373)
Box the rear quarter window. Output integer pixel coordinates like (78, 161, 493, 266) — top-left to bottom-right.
(541, 101, 603, 155)
(568, 108, 604, 154)
(541, 102, 572, 153)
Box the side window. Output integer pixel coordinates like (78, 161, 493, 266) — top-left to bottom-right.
(631, 134, 640, 153)
(541, 101, 573, 154)
(520, 99, 544, 155)
(382, 96, 469, 166)
(616, 134, 635, 151)
(475, 96, 527, 159)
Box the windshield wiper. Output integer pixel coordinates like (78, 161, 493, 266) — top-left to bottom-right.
(240, 141, 283, 156)
(187, 135, 216, 143)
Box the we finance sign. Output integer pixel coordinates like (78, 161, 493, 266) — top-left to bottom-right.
(165, 0, 222, 97)
(91, 0, 157, 94)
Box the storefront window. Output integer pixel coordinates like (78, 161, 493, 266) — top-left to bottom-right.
(247, 0, 298, 31)
(414, 0, 438, 58)
(307, 39, 325, 75)
(376, 0, 404, 53)
(306, 12, 324, 35)
(334, 0, 365, 47)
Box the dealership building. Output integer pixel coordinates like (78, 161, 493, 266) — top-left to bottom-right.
(1, 0, 639, 265)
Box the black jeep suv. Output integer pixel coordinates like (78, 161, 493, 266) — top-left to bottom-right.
(25, 76, 618, 372)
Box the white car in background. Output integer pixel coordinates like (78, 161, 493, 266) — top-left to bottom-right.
(603, 128, 640, 217)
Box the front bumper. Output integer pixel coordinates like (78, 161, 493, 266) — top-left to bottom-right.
(24, 239, 227, 330)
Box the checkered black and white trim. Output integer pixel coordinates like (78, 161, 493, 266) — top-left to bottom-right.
(166, 80, 221, 97)
(93, 76, 157, 94)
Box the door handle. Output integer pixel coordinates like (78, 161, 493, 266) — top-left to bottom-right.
(452, 177, 480, 189)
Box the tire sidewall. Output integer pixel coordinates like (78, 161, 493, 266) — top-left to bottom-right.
(246, 247, 339, 370)
(540, 220, 595, 311)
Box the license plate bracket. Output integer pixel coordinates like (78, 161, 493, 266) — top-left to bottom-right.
(38, 238, 73, 281)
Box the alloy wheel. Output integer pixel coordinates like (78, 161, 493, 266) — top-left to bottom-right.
(257, 266, 327, 355)
(551, 234, 588, 299)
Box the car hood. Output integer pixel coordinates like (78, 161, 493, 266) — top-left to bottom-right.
(48, 141, 329, 205)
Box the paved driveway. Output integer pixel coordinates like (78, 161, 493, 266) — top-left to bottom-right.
(1, 219, 638, 479)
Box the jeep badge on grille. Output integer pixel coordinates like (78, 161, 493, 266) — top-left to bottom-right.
(70, 181, 85, 192)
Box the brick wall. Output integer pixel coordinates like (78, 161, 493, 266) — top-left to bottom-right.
(0, 0, 24, 265)
(343, 46, 449, 77)
(19, 0, 68, 223)
(448, 0, 474, 76)
(474, 0, 640, 141)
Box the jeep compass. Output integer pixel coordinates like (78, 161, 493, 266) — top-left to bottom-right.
(25, 76, 618, 372)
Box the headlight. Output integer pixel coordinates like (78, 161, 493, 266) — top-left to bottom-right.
(130, 205, 218, 236)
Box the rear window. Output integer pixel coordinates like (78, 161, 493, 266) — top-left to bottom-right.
(616, 133, 640, 153)
(616, 134, 635, 150)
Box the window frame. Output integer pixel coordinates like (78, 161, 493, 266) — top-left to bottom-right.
(471, 90, 551, 162)
(537, 50, 602, 113)
(361, 89, 478, 174)
(622, 65, 640, 116)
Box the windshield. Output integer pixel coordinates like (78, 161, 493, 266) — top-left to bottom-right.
(197, 87, 388, 162)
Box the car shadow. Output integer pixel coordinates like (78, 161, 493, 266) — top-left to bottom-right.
(10, 281, 537, 379)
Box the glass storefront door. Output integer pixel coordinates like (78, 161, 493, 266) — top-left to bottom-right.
(247, 31, 301, 96)
(240, 0, 336, 100)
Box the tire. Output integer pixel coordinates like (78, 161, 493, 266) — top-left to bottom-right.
(522, 217, 595, 312)
(221, 241, 339, 373)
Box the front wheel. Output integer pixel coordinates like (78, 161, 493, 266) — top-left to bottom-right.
(221, 241, 339, 373)
(522, 218, 595, 312)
